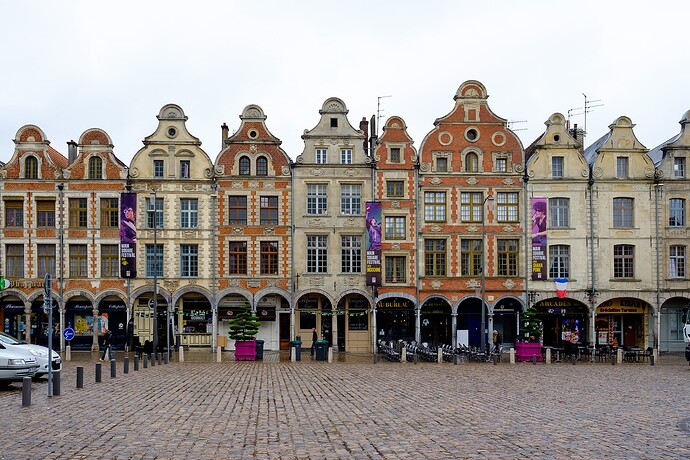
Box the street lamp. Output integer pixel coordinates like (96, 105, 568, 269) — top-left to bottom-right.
(480, 193, 494, 355)
(150, 190, 159, 355)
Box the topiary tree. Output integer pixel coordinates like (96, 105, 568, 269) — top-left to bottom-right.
(228, 304, 261, 342)
(520, 306, 543, 342)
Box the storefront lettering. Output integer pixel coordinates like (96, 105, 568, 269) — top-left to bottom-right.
(379, 300, 411, 309)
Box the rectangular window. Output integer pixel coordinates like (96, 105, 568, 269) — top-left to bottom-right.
(340, 236, 362, 273)
(613, 198, 634, 227)
(146, 244, 163, 277)
(385, 256, 406, 283)
(180, 199, 198, 228)
(613, 244, 634, 278)
(5, 244, 24, 278)
(37, 200, 56, 228)
(674, 157, 686, 178)
(307, 235, 328, 273)
(330, 118, 338, 128)
(424, 192, 446, 222)
(180, 244, 198, 277)
(386, 181, 404, 198)
(316, 149, 327, 164)
(669, 198, 686, 227)
(436, 157, 448, 172)
(424, 239, 446, 276)
(340, 149, 353, 165)
(549, 198, 570, 228)
(497, 239, 518, 276)
(548, 245, 570, 278)
(260, 196, 279, 225)
(616, 157, 629, 178)
(460, 239, 482, 277)
(228, 196, 247, 225)
(4, 200, 24, 227)
(260, 241, 279, 275)
(385, 216, 406, 240)
(307, 184, 328, 215)
(228, 241, 247, 275)
(390, 147, 401, 163)
(340, 184, 361, 215)
(147, 197, 163, 228)
(460, 192, 483, 223)
(495, 158, 507, 172)
(154, 160, 164, 178)
(69, 198, 88, 228)
(101, 244, 119, 277)
(180, 160, 190, 179)
(670, 245, 686, 278)
(37, 244, 56, 278)
(69, 244, 88, 278)
(100, 198, 119, 228)
(552, 157, 564, 177)
(496, 192, 519, 223)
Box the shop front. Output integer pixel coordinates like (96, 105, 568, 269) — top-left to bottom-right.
(98, 298, 127, 350)
(30, 298, 59, 349)
(296, 295, 330, 351)
(337, 295, 370, 353)
(2, 300, 26, 340)
(180, 297, 212, 348)
(595, 298, 648, 348)
(218, 295, 250, 350)
(420, 298, 452, 346)
(456, 298, 484, 349)
(255, 296, 278, 350)
(534, 299, 589, 347)
(65, 300, 97, 350)
(491, 301, 521, 348)
(376, 298, 415, 344)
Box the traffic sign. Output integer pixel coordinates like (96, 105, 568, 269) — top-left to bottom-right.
(63, 327, 75, 341)
(148, 299, 155, 309)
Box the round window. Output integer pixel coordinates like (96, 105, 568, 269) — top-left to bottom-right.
(167, 127, 177, 138)
(248, 129, 258, 139)
(466, 128, 479, 142)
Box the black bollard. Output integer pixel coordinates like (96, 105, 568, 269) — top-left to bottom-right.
(110, 359, 116, 378)
(22, 376, 32, 407)
(157, 353, 161, 366)
(95, 363, 102, 382)
(373, 353, 378, 364)
(650, 354, 655, 366)
(454, 354, 458, 365)
(134, 355, 139, 371)
(53, 371, 61, 396)
(143, 354, 149, 368)
(150, 353, 155, 367)
(124, 356, 129, 374)
(572, 355, 576, 365)
(611, 352, 616, 365)
(532, 355, 536, 365)
(77, 366, 84, 388)
(414, 354, 418, 364)
(165, 353, 169, 365)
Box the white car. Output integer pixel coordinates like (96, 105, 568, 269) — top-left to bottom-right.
(0, 331, 62, 378)
(0, 342, 39, 386)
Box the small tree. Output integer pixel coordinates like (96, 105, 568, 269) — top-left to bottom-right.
(520, 306, 543, 342)
(228, 304, 261, 342)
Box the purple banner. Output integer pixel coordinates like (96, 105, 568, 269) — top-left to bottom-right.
(531, 197, 547, 280)
(365, 201, 382, 286)
(120, 192, 137, 278)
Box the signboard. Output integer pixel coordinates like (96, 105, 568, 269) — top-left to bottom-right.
(63, 327, 75, 341)
(365, 201, 382, 286)
(120, 192, 137, 278)
(531, 197, 547, 280)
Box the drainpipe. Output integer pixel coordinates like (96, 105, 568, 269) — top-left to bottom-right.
(523, 167, 530, 336)
(588, 173, 596, 351)
(369, 121, 378, 354)
(57, 182, 65, 351)
(414, 159, 421, 344)
(211, 179, 218, 351)
(653, 175, 662, 353)
(289, 159, 296, 341)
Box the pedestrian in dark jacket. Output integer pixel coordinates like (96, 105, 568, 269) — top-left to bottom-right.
(101, 329, 113, 361)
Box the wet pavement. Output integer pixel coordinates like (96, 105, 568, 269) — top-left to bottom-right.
(1, 351, 689, 459)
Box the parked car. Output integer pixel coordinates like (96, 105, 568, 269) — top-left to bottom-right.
(0, 331, 62, 378)
(0, 342, 39, 386)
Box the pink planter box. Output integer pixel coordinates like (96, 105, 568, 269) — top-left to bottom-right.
(515, 342, 542, 362)
(234, 339, 257, 361)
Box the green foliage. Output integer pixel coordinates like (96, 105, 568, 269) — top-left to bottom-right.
(520, 306, 543, 342)
(227, 304, 261, 341)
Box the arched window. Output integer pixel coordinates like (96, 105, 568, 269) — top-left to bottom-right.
(88, 156, 102, 179)
(25, 156, 38, 179)
(239, 156, 250, 175)
(465, 152, 478, 172)
(256, 156, 268, 176)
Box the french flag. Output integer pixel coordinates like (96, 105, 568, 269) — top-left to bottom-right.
(555, 278, 568, 298)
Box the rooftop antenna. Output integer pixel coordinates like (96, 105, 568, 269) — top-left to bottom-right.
(582, 93, 603, 140)
(507, 120, 528, 132)
(377, 95, 392, 138)
(569, 94, 603, 142)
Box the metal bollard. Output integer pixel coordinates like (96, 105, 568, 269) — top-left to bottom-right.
(157, 353, 161, 366)
(134, 355, 139, 371)
(124, 356, 129, 374)
(572, 355, 576, 365)
(373, 353, 378, 364)
(150, 353, 155, 367)
(414, 354, 418, 364)
(532, 355, 537, 365)
(95, 363, 102, 383)
(217, 347, 222, 363)
(454, 354, 458, 365)
(22, 377, 31, 407)
(650, 354, 655, 366)
(110, 359, 116, 378)
(53, 371, 61, 396)
(76, 366, 84, 388)
(493, 354, 497, 365)
(179, 346, 184, 362)
(143, 354, 149, 368)
(66, 345, 71, 361)
(165, 353, 169, 365)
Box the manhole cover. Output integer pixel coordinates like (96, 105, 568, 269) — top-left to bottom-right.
(678, 417, 690, 432)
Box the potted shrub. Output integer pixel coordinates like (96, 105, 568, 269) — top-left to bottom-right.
(227, 304, 261, 361)
(516, 306, 543, 362)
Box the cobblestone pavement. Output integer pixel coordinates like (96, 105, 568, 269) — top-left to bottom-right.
(1, 351, 690, 459)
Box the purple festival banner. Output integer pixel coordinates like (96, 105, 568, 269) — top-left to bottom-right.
(120, 192, 137, 278)
(365, 201, 382, 286)
(531, 197, 547, 280)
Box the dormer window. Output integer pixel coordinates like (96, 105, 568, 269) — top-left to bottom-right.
(25, 155, 38, 179)
(465, 152, 478, 172)
(239, 156, 251, 175)
(180, 160, 190, 179)
(330, 118, 338, 128)
(88, 156, 103, 180)
(257, 157, 268, 176)
(153, 160, 164, 178)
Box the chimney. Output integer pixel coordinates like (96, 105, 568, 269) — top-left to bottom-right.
(67, 140, 78, 164)
(359, 117, 369, 154)
(221, 123, 229, 148)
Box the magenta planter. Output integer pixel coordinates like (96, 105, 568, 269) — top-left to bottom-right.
(515, 342, 542, 362)
(234, 339, 257, 361)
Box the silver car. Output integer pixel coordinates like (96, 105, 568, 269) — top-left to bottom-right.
(0, 331, 62, 378)
(0, 342, 39, 386)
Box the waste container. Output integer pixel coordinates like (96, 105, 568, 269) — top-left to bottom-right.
(685, 344, 690, 362)
(290, 340, 301, 361)
(315, 340, 328, 361)
(255, 340, 265, 360)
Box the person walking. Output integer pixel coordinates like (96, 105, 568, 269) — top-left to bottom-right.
(310, 327, 318, 359)
(100, 329, 113, 361)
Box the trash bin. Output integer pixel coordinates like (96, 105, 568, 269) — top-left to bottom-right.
(255, 340, 265, 360)
(290, 340, 301, 361)
(315, 340, 328, 361)
(685, 344, 690, 362)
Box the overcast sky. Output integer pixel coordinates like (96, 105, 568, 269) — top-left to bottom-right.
(1, 1, 688, 165)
